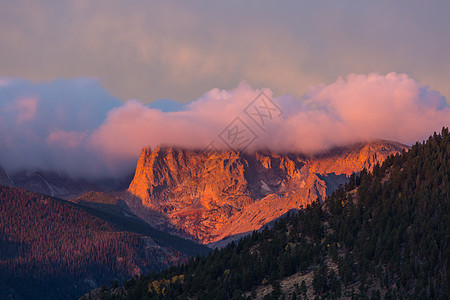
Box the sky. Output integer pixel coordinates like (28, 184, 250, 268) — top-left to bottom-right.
(0, 1, 449, 179)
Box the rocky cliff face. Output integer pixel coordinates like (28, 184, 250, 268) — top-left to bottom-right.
(126, 141, 406, 244)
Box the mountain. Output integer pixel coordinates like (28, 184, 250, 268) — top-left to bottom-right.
(72, 191, 210, 257)
(0, 186, 208, 300)
(1, 140, 405, 246)
(0, 168, 132, 199)
(95, 128, 449, 299)
(0, 166, 14, 186)
(125, 140, 406, 244)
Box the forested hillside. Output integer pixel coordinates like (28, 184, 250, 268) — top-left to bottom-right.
(0, 187, 187, 299)
(94, 128, 449, 299)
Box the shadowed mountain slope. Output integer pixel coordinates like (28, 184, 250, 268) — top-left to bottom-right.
(0, 186, 206, 299)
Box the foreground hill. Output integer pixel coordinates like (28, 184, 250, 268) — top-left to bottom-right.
(95, 128, 449, 299)
(125, 140, 406, 244)
(0, 187, 207, 299)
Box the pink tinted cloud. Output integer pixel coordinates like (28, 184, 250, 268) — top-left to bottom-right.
(285, 73, 448, 150)
(87, 73, 449, 177)
(0, 73, 448, 179)
(86, 83, 264, 172)
(0, 78, 10, 87)
(16, 97, 38, 123)
(46, 130, 88, 149)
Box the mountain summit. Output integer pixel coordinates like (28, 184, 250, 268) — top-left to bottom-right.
(126, 140, 406, 244)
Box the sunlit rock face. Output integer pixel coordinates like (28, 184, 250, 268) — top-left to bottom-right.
(127, 141, 406, 244)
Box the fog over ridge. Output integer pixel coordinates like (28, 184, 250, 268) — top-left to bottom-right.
(0, 73, 448, 179)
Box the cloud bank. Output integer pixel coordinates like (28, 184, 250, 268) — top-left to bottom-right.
(2, 1, 450, 102)
(0, 73, 448, 179)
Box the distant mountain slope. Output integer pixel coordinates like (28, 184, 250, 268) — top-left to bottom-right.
(73, 192, 209, 257)
(96, 128, 449, 299)
(0, 186, 204, 300)
(0, 166, 14, 186)
(125, 140, 406, 243)
(0, 168, 133, 199)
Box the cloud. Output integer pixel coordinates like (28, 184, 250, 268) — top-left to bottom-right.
(0, 77, 121, 177)
(16, 98, 38, 123)
(0, 73, 448, 179)
(270, 73, 449, 153)
(0, 78, 10, 87)
(1, 2, 450, 103)
(46, 130, 88, 149)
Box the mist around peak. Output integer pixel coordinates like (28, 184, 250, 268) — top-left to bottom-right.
(0, 73, 448, 179)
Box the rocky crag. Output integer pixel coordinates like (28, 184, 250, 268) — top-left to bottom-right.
(125, 140, 406, 244)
